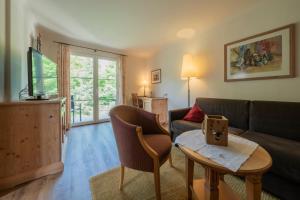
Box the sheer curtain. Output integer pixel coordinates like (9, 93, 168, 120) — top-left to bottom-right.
(57, 44, 71, 129)
(117, 55, 125, 105)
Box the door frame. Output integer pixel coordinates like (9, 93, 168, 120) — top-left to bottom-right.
(70, 49, 121, 127)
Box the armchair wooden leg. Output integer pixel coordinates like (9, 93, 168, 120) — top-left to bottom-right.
(119, 165, 125, 190)
(153, 161, 161, 200)
(168, 154, 173, 167)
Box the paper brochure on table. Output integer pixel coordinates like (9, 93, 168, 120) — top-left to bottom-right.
(175, 129, 258, 172)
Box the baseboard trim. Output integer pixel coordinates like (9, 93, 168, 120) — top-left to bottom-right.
(0, 162, 64, 190)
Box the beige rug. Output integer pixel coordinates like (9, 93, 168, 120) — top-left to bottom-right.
(90, 148, 278, 200)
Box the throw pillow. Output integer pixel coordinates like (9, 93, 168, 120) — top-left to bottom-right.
(183, 104, 205, 123)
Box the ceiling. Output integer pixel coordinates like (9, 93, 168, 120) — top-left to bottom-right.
(27, 0, 262, 57)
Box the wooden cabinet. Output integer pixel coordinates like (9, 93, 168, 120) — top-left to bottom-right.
(139, 97, 168, 124)
(0, 98, 67, 190)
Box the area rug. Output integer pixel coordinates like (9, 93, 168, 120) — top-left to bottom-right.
(90, 147, 278, 200)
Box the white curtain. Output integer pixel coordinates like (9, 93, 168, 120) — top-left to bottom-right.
(57, 44, 71, 129)
(115, 55, 125, 105)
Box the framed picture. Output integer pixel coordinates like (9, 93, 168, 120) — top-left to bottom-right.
(151, 69, 161, 84)
(224, 24, 295, 82)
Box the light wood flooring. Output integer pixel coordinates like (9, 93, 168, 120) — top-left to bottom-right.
(0, 123, 120, 200)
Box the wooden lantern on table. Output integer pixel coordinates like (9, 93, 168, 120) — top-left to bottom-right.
(202, 115, 228, 146)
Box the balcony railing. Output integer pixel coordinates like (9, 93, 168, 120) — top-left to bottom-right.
(71, 95, 116, 124)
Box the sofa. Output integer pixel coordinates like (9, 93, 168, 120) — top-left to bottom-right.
(169, 97, 300, 200)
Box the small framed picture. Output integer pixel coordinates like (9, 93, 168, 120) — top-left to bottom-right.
(151, 69, 161, 84)
(224, 24, 295, 82)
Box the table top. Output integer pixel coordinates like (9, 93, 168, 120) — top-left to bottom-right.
(178, 134, 272, 175)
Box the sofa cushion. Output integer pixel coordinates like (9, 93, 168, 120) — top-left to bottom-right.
(228, 127, 245, 135)
(241, 131, 300, 183)
(250, 101, 300, 141)
(171, 119, 245, 135)
(171, 120, 202, 132)
(195, 97, 250, 130)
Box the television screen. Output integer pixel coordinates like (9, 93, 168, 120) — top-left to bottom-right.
(28, 47, 58, 97)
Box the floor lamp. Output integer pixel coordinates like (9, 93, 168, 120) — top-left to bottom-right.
(181, 54, 201, 107)
(142, 80, 148, 97)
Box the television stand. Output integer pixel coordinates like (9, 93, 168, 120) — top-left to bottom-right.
(0, 98, 67, 190)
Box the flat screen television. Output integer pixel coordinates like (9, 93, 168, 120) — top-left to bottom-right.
(27, 47, 58, 98)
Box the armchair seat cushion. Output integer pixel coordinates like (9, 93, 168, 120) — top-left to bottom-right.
(241, 131, 300, 183)
(144, 134, 172, 162)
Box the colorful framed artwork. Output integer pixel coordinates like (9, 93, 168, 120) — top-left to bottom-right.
(151, 69, 161, 84)
(224, 24, 295, 82)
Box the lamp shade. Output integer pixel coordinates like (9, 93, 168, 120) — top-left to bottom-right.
(142, 79, 148, 86)
(181, 54, 201, 78)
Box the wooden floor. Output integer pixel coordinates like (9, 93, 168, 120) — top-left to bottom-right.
(0, 123, 120, 200)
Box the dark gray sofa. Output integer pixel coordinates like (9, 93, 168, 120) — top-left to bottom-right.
(169, 98, 250, 140)
(169, 97, 300, 200)
(242, 101, 300, 200)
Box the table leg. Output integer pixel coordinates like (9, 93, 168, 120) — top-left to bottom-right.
(204, 167, 220, 200)
(246, 174, 262, 200)
(185, 156, 194, 200)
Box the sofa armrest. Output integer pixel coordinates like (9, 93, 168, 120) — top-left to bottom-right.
(168, 108, 191, 124)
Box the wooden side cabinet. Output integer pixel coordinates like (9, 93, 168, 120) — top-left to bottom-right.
(0, 98, 67, 190)
(139, 97, 168, 124)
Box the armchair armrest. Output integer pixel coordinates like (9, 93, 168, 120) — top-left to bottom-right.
(138, 109, 169, 135)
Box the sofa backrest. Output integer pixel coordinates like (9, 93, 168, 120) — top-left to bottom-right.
(195, 97, 250, 130)
(250, 101, 300, 141)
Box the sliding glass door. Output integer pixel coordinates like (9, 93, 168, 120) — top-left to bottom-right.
(70, 55, 94, 124)
(98, 59, 118, 120)
(70, 52, 120, 126)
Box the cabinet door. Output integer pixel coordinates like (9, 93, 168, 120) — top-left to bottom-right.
(152, 99, 168, 124)
(0, 104, 61, 178)
(143, 100, 152, 112)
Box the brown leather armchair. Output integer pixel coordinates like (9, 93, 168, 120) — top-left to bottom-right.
(109, 105, 172, 200)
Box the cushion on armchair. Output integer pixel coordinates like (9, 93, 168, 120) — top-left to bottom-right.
(144, 134, 172, 162)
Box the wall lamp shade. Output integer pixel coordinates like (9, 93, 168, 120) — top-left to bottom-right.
(181, 54, 201, 78)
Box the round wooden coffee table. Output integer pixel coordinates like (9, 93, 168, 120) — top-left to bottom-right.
(178, 135, 272, 200)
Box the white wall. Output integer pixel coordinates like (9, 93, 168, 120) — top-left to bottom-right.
(10, 0, 25, 100)
(148, 0, 300, 110)
(124, 56, 149, 104)
(2, 0, 37, 101)
(0, 0, 5, 102)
